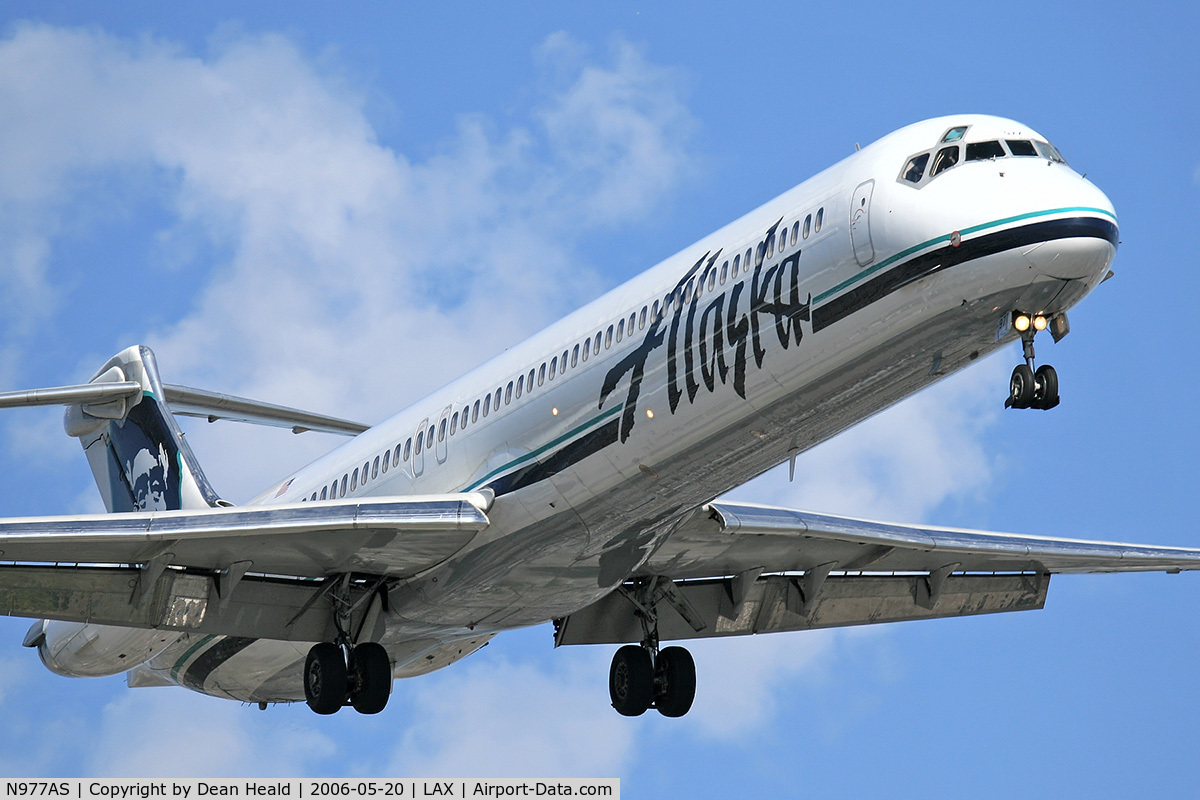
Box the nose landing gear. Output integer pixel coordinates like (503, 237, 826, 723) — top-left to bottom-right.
(1006, 312, 1060, 411)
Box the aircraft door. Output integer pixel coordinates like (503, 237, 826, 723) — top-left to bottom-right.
(435, 405, 451, 464)
(850, 180, 875, 266)
(412, 417, 428, 477)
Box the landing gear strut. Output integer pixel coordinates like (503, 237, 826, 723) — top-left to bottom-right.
(1006, 312, 1060, 411)
(303, 576, 394, 715)
(607, 579, 697, 718)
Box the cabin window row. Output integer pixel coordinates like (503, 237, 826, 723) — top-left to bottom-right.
(300, 206, 827, 503)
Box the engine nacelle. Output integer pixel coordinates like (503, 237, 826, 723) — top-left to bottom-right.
(32, 620, 183, 678)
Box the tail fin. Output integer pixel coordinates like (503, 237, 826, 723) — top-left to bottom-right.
(64, 346, 225, 512)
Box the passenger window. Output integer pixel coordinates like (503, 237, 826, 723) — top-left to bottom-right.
(617, 319, 624, 343)
(766, 235, 774, 259)
(363, 461, 370, 483)
(791, 221, 799, 246)
(639, 306, 647, 328)
(341, 474, 349, 496)
(652, 300, 660, 322)
(528, 369, 535, 389)
(549, 357, 557, 380)
(372, 456, 380, 478)
(320, 486, 328, 500)
(732, 253, 740, 276)
(902, 152, 930, 183)
(427, 426, 435, 446)
(561, 350, 569, 370)
(483, 394, 491, 416)
(572, 344, 580, 366)
(404, 438, 411, 460)
(495, 387, 503, 408)
(629, 312, 636, 331)
(330, 481, 337, 498)
(438, 419, 446, 441)
(720, 261, 728, 284)
(350, 469, 358, 492)
(707, 269, 716, 291)
(745, 248, 752, 268)
(415, 434, 423, 455)
(516, 375, 523, 399)
(931, 146, 960, 176)
(594, 333, 602, 354)
(450, 412, 458, 435)
(1007, 139, 1038, 156)
(605, 325, 613, 348)
(582, 338, 590, 361)
(815, 208, 824, 233)
(506, 381, 513, 404)
(538, 363, 546, 386)
(803, 214, 811, 239)
(382, 451, 389, 474)
(966, 140, 1005, 161)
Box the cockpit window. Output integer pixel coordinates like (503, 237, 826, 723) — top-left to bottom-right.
(1034, 140, 1067, 164)
(1006, 139, 1038, 156)
(902, 152, 930, 183)
(941, 126, 968, 143)
(966, 140, 1006, 161)
(931, 145, 960, 176)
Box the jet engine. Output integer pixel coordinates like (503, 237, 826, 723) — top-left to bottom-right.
(26, 620, 183, 678)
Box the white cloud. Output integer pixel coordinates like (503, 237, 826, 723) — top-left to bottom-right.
(0, 19, 1015, 780)
(732, 354, 1009, 522)
(83, 690, 336, 778)
(387, 648, 634, 778)
(0, 24, 696, 500)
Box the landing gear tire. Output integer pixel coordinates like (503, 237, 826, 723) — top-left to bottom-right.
(654, 646, 696, 718)
(1008, 365, 1035, 409)
(348, 642, 393, 715)
(609, 645, 654, 716)
(304, 642, 347, 715)
(1033, 365, 1059, 410)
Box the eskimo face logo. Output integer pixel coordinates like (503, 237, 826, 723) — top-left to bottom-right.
(601, 219, 812, 442)
(125, 443, 172, 511)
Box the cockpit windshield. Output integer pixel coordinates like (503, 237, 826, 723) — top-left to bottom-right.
(898, 126, 1069, 187)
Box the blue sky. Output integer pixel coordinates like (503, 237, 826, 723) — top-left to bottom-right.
(0, 1, 1198, 794)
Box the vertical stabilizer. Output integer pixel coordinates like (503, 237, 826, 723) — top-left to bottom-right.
(64, 346, 224, 512)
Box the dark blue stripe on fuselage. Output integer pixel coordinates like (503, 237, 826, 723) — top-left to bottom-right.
(811, 216, 1119, 333)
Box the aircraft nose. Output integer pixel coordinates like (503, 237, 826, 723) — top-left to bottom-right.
(1023, 179, 1118, 282)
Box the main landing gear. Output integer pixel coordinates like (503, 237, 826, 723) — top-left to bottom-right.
(607, 578, 697, 717)
(609, 643, 697, 718)
(304, 641, 393, 715)
(303, 575, 394, 715)
(1006, 311, 1060, 411)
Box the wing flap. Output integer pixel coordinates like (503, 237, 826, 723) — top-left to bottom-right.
(556, 572, 1049, 645)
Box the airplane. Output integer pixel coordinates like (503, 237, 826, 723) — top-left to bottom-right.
(1, 113, 1197, 718)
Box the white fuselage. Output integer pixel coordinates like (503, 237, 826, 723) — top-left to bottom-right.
(40, 115, 1118, 703)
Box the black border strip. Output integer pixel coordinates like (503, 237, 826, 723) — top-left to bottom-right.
(812, 217, 1118, 333)
(179, 636, 257, 692)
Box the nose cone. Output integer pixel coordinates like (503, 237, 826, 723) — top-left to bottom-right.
(1020, 175, 1118, 282)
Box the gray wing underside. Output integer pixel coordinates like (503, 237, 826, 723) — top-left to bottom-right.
(554, 501, 1200, 647)
(0, 495, 489, 643)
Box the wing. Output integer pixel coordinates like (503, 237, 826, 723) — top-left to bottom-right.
(554, 501, 1200, 646)
(0, 494, 489, 643)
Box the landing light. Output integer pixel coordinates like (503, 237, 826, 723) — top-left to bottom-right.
(1033, 315, 1048, 331)
(1013, 314, 1032, 333)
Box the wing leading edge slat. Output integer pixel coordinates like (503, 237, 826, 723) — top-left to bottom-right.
(641, 501, 1200, 580)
